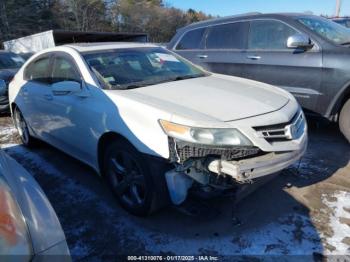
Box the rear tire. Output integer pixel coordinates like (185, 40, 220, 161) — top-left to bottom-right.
(103, 139, 169, 216)
(340, 99, 350, 143)
(13, 108, 35, 147)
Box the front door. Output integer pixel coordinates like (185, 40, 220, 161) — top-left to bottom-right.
(244, 19, 323, 113)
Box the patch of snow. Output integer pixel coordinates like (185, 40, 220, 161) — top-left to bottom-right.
(0, 145, 331, 256)
(1, 143, 19, 149)
(126, 214, 321, 255)
(322, 191, 350, 254)
(0, 125, 17, 143)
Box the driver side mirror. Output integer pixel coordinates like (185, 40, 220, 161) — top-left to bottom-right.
(0, 80, 7, 96)
(52, 81, 81, 95)
(287, 33, 314, 49)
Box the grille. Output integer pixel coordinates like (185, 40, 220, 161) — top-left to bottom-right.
(168, 138, 261, 163)
(253, 110, 305, 143)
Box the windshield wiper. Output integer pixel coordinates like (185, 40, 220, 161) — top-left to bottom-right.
(113, 74, 207, 90)
(172, 74, 206, 81)
(119, 83, 148, 90)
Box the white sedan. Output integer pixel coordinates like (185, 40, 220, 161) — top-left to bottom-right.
(7, 43, 307, 216)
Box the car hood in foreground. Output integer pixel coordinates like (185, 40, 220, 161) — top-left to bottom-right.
(0, 150, 70, 256)
(127, 74, 290, 122)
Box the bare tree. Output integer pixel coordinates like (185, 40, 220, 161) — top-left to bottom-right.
(0, 0, 211, 44)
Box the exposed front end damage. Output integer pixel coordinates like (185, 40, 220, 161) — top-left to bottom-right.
(165, 135, 308, 205)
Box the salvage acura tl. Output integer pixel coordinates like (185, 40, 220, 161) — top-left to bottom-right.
(6, 43, 307, 216)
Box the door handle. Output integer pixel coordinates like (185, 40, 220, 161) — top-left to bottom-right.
(44, 94, 53, 101)
(197, 54, 208, 59)
(247, 55, 261, 60)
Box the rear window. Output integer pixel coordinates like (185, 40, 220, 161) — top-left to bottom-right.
(176, 28, 205, 50)
(206, 22, 247, 49)
(24, 56, 51, 83)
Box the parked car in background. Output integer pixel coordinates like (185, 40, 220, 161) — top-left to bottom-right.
(0, 149, 70, 260)
(332, 17, 350, 28)
(168, 13, 350, 143)
(8, 42, 307, 216)
(0, 51, 25, 113)
(19, 53, 34, 61)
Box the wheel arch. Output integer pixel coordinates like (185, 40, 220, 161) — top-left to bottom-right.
(10, 102, 17, 115)
(97, 131, 135, 175)
(327, 81, 350, 121)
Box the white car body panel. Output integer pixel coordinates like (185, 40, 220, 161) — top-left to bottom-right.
(9, 43, 307, 176)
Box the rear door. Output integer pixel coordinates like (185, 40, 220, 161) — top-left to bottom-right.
(244, 19, 323, 112)
(172, 27, 207, 66)
(45, 54, 84, 156)
(47, 53, 96, 163)
(21, 54, 53, 135)
(195, 21, 249, 77)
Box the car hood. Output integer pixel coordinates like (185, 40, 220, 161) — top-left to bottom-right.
(128, 74, 290, 122)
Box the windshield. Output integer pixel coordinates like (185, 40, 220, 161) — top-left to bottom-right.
(297, 16, 350, 45)
(83, 47, 208, 89)
(0, 53, 25, 70)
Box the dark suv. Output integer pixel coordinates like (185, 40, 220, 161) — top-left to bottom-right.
(0, 51, 25, 113)
(168, 13, 350, 142)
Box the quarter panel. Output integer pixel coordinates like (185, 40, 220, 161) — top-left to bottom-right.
(321, 49, 350, 117)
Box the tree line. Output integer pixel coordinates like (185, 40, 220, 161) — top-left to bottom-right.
(0, 0, 212, 44)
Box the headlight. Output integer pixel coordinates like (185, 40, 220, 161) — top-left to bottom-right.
(159, 120, 253, 146)
(0, 177, 32, 257)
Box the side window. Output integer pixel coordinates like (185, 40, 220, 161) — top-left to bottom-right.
(176, 28, 206, 50)
(248, 20, 298, 50)
(24, 57, 51, 83)
(51, 56, 81, 83)
(206, 22, 247, 49)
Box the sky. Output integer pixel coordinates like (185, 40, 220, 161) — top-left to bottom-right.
(167, 0, 350, 17)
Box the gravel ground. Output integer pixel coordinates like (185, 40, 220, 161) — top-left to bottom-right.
(1, 115, 350, 260)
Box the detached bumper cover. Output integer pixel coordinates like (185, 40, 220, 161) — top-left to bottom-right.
(208, 137, 308, 182)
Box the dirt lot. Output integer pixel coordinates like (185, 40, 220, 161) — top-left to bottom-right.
(1, 115, 350, 260)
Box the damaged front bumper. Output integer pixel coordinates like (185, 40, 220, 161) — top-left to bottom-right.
(207, 137, 307, 183)
(165, 135, 307, 205)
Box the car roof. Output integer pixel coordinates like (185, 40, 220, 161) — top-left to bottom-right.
(178, 12, 318, 31)
(332, 17, 350, 20)
(64, 42, 160, 53)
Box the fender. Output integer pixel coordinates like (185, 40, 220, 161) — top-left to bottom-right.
(326, 80, 350, 120)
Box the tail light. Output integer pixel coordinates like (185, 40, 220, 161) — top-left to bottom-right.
(0, 178, 32, 257)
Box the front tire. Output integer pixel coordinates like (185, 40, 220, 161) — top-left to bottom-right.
(340, 99, 350, 143)
(13, 108, 35, 147)
(103, 139, 166, 216)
